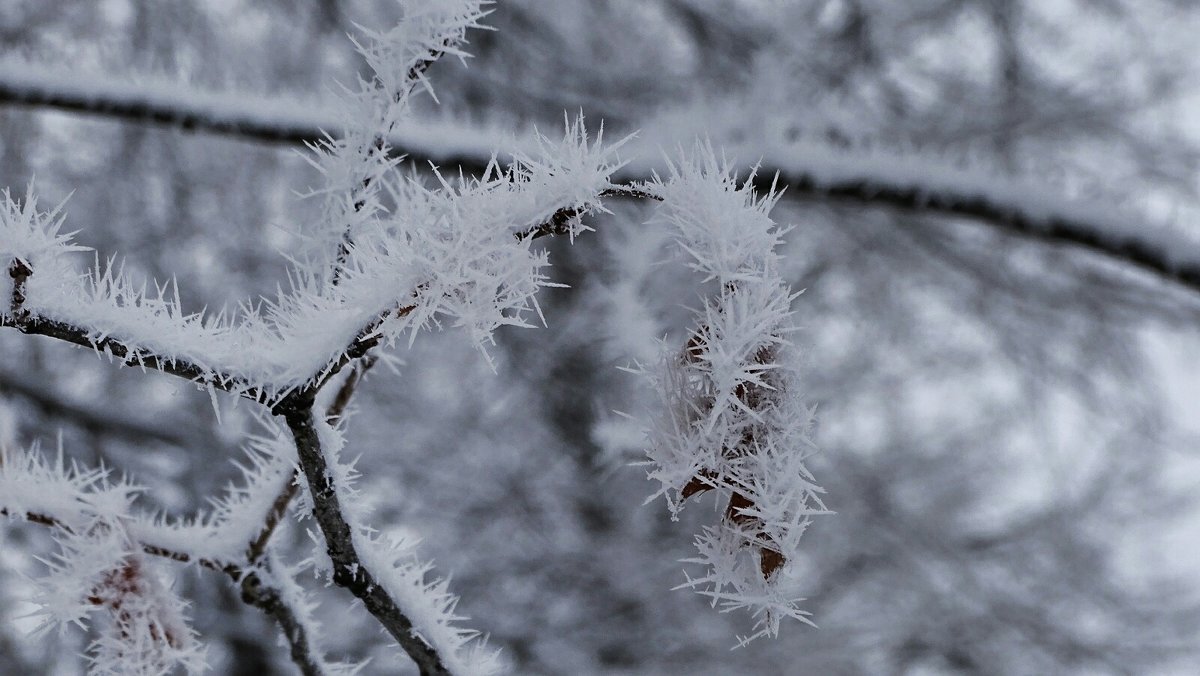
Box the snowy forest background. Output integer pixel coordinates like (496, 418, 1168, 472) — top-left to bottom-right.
(2, 1, 1200, 674)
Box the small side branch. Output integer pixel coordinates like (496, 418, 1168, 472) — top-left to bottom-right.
(0, 507, 236, 574)
(276, 399, 450, 676)
(238, 566, 327, 676)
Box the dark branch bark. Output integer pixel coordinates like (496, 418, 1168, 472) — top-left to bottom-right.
(0, 311, 269, 400)
(238, 565, 328, 676)
(8, 258, 30, 320)
(761, 171, 1200, 293)
(276, 398, 451, 676)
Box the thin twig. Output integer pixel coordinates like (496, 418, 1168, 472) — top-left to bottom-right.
(326, 354, 377, 425)
(277, 400, 450, 676)
(238, 563, 328, 676)
(0, 507, 236, 574)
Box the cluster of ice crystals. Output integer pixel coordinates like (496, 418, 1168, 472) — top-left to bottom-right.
(0, 185, 80, 268)
(0, 447, 205, 675)
(640, 143, 829, 644)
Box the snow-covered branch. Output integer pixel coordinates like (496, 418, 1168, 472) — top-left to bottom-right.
(0, 62, 1194, 295)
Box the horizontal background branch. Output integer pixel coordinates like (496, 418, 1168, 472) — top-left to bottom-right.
(2, 63, 1198, 296)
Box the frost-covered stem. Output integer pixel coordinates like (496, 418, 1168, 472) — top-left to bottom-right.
(332, 24, 482, 286)
(0, 507, 237, 574)
(276, 397, 451, 676)
(0, 261, 267, 399)
(0, 506, 64, 529)
(237, 565, 327, 676)
(247, 356, 377, 565)
(245, 479, 300, 566)
(0, 311, 267, 399)
(514, 187, 661, 241)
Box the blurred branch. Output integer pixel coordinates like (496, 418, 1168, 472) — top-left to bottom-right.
(0, 368, 193, 447)
(0, 67, 329, 146)
(1, 69, 1196, 297)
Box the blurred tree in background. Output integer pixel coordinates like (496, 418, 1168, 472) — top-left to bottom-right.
(1, 1, 1199, 674)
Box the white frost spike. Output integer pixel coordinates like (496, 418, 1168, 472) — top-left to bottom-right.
(638, 142, 829, 643)
(0, 184, 84, 271)
(352, 0, 492, 105)
(330, 115, 624, 359)
(649, 141, 786, 283)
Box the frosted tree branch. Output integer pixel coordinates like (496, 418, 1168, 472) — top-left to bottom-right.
(0, 68, 1193, 294)
(0, 169, 622, 675)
